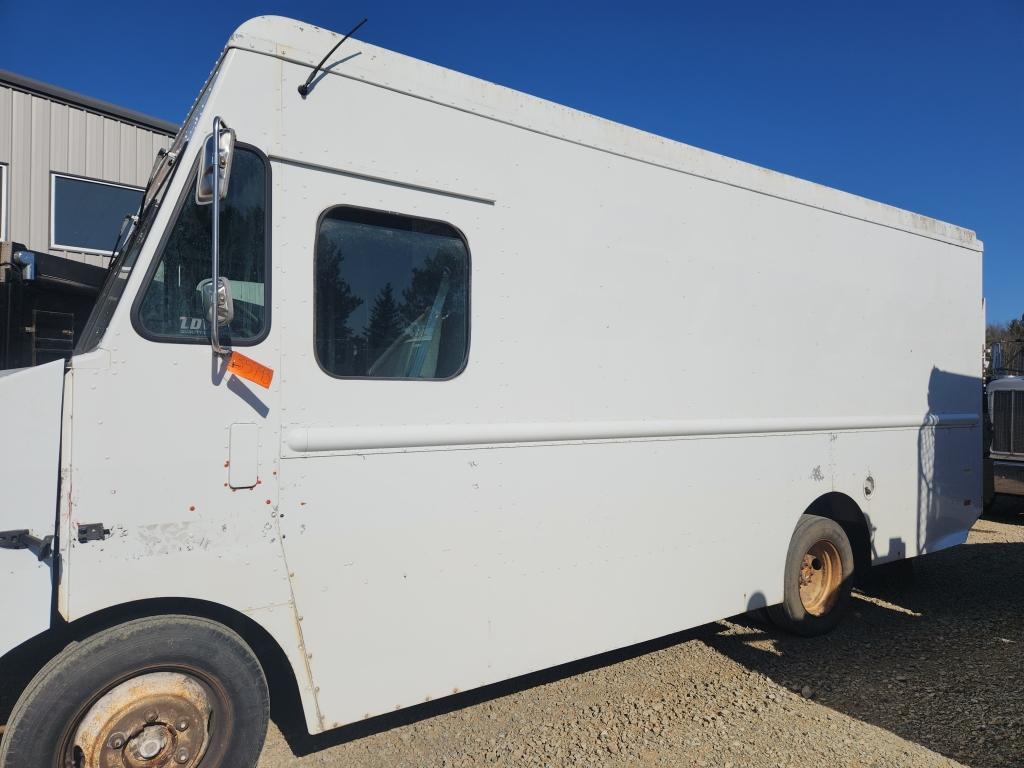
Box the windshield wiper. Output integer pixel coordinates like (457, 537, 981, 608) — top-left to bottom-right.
(105, 147, 178, 274)
(107, 213, 139, 269)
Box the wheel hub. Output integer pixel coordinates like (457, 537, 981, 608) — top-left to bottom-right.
(131, 724, 170, 760)
(797, 539, 843, 616)
(72, 672, 211, 768)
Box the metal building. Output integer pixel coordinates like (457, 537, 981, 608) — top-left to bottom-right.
(0, 70, 177, 368)
(0, 69, 177, 266)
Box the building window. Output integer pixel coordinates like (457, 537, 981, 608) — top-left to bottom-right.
(0, 163, 8, 242)
(135, 146, 269, 344)
(315, 206, 470, 380)
(50, 173, 143, 255)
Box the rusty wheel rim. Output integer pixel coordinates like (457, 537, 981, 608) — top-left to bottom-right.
(70, 672, 212, 768)
(797, 539, 843, 616)
(56, 665, 233, 768)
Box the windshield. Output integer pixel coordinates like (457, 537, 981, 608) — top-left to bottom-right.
(75, 46, 232, 355)
(75, 143, 184, 354)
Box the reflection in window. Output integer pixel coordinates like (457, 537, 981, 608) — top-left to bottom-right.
(315, 208, 469, 379)
(51, 174, 143, 254)
(137, 148, 267, 343)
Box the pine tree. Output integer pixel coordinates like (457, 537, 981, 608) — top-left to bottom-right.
(315, 240, 363, 374)
(366, 282, 404, 361)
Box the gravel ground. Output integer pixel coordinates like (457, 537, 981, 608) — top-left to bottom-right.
(2, 505, 1020, 767)
(259, 502, 1024, 768)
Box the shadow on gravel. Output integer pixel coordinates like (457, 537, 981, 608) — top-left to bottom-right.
(704, 521, 1024, 767)
(984, 494, 1024, 526)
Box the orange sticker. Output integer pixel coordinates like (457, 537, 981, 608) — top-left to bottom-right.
(227, 351, 274, 389)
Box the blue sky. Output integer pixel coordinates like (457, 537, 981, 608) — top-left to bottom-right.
(3, 1, 1021, 322)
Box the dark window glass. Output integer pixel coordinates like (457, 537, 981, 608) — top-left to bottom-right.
(137, 148, 268, 343)
(315, 208, 469, 379)
(1, 163, 8, 241)
(52, 175, 143, 253)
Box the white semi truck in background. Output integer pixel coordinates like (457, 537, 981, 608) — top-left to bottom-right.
(985, 343, 1024, 499)
(0, 16, 983, 767)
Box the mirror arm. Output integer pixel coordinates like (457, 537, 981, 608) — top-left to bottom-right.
(211, 115, 228, 356)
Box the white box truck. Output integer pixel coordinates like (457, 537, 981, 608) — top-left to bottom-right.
(0, 16, 983, 766)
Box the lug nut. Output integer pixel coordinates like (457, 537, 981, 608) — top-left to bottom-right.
(176, 747, 191, 764)
(107, 732, 126, 749)
(144, 708, 159, 723)
(176, 717, 190, 732)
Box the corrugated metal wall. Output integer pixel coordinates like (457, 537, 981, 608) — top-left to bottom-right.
(0, 84, 173, 267)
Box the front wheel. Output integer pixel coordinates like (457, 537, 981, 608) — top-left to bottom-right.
(768, 514, 855, 636)
(0, 615, 269, 768)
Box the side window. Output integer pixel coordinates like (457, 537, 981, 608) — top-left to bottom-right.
(136, 147, 268, 343)
(315, 207, 470, 379)
(51, 173, 143, 255)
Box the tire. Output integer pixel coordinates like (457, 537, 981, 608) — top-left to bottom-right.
(0, 615, 269, 768)
(768, 514, 855, 637)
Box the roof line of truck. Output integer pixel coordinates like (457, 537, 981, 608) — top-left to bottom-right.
(228, 16, 981, 253)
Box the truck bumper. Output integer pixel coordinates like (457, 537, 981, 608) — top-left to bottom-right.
(993, 460, 1024, 496)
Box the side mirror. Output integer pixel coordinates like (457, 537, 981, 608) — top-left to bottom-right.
(198, 277, 234, 328)
(195, 123, 235, 205)
(203, 115, 233, 356)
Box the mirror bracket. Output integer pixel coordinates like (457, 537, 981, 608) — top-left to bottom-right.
(197, 116, 236, 355)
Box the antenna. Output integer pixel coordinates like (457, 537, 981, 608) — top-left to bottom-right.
(298, 17, 369, 98)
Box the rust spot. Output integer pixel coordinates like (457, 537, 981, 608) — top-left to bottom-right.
(452, 687, 460, 694)
(272, 470, 277, 476)
(223, 483, 228, 487)
(256, 479, 262, 485)
(224, 461, 230, 468)
(300, 501, 307, 506)
(189, 505, 196, 512)
(265, 499, 272, 505)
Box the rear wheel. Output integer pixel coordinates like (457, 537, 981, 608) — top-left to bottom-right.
(768, 514, 855, 636)
(0, 615, 269, 768)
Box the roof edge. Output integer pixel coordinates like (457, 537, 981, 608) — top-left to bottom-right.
(228, 16, 980, 253)
(0, 69, 179, 135)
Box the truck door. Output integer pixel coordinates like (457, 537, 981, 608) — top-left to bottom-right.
(274, 159, 488, 727)
(56, 143, 295, 627)
(0, 359, 64, 655)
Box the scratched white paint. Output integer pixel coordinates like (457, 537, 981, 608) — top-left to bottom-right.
(1, 16, 982, 738)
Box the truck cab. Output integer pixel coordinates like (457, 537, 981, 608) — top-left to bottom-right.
(986, 375, 1024, 495)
